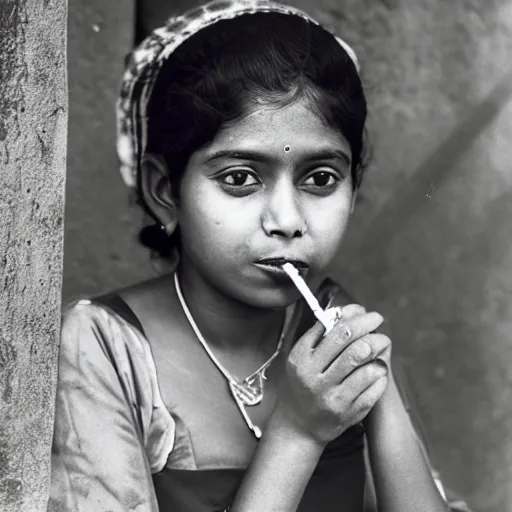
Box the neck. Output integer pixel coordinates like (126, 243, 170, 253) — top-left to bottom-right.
(175, 262, 286, 352)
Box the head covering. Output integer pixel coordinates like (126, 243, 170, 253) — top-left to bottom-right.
(116, 0, 360, 189)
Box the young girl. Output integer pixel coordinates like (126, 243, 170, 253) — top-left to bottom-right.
(49, 1, 455, 511)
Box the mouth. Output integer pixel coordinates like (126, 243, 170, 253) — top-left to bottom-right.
(254, 257, 309, 278)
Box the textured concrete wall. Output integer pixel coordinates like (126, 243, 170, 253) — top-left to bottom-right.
(62, 1, 512, 511)
(321, 3, 512, 511)
(63, 0, 147, 302)
(0, 1, 68, 511)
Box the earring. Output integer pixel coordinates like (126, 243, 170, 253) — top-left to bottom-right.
(160, 222, 174, 235)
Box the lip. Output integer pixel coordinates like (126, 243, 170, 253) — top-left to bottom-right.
(254, 257, 309, 278)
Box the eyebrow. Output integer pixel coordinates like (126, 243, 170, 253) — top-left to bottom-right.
(204, 148, 351, 166)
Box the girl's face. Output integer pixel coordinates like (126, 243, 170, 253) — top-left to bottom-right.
(178, 97, 354, 308)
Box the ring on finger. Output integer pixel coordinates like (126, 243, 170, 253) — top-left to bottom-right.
(335, 324, 352, 344)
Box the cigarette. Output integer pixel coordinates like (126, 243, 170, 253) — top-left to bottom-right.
(282, 263, 333, 330)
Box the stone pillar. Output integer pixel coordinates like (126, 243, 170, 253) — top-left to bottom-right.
(0, 1, 68, 511)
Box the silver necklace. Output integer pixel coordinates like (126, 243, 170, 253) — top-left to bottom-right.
(174, 272, 288, 439)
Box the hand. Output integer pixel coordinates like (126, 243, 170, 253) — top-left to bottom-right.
(271, 306, 392, 446)
(341, 304, 392, 371)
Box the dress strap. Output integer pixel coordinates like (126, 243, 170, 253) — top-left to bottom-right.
(92, 292, 146, 336)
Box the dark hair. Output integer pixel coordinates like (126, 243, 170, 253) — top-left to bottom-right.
(138, 12, 368, 258)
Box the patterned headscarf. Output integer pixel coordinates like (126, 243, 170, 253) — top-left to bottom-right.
(116, 0, 360, 189)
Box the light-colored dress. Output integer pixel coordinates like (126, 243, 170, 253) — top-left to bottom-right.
(48, 283, 368, 512)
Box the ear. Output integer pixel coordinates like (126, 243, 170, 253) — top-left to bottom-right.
(139, 153, 179, 235)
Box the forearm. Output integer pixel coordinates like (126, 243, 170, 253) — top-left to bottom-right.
(364, 373, 449, 512)
(231, 417, 324, 512)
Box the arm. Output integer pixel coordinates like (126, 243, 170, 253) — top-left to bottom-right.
(364, 371, 449, 512)
(48, 303, 161, 512)
(232, 312, 388, 512)
(230, 416, 325, 512)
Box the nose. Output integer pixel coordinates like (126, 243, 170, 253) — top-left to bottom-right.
(261, 179, 306, 238)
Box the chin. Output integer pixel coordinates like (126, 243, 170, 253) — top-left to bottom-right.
(236, 284, 303, 310)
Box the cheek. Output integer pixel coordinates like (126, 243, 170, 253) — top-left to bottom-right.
(179, 185, 257, 253)
(307, 195, 352, 257)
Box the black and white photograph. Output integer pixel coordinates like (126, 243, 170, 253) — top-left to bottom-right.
(1, 1, 511, 511)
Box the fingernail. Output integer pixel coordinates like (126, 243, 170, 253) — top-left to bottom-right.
(359, 340, 372, 359)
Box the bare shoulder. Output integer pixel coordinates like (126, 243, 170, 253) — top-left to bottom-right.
(117, 272, 176, 306)
(115, 271, 180, 327)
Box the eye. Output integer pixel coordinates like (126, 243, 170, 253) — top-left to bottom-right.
(213, 169, 262, 196)
(302, 171, 341, 189)
(221, 170, 260, 187)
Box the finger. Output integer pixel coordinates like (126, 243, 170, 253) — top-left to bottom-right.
(322, 333, 390, 379)
(334, 360, 388, 405)
(369, 333, 392, 361)
(342, 312, 384, 342)
(313, 312, 384, 365)
(351, 370, 389, 412)
(339, 304, 366, 320)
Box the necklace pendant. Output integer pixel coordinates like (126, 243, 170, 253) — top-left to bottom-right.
(253, 425, 262, 438)
(229, 373, 264, 406)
